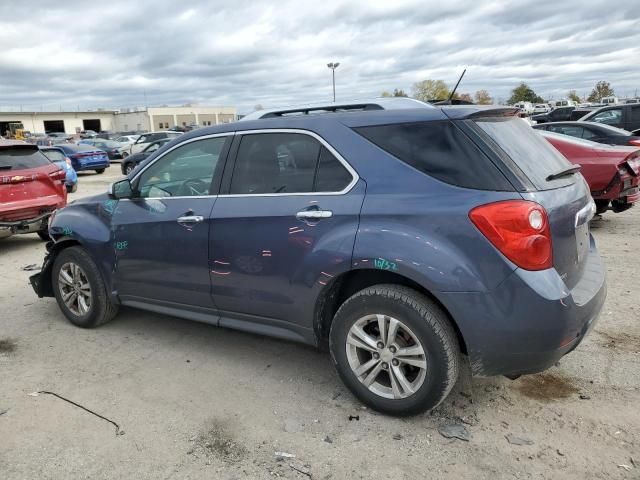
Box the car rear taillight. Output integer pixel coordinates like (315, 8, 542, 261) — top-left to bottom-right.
(469, 200, 553, 271)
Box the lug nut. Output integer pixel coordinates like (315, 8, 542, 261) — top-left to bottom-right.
(373, 352, 380, 359)
(392, 359, 399, 366)
(381, 362, 388, 369)
(389, 346, 397, 353)
(377, 342, 384, 349)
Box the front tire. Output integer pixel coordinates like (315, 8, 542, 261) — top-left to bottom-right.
(124, 163, 135, 175)
(329, 285, 459, 416)
(52, 246, 118, 328)
(37, 229, 50, 241)
(95, 168, 105, 174)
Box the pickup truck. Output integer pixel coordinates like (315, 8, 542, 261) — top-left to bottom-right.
(579, 104, 640, 135)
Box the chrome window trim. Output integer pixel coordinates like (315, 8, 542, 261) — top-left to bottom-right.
(219, 128, 359, 197)
(130, 132, 235, 186)
(128, 128, 359, 200)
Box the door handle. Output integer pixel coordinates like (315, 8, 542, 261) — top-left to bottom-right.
(296, 209, 333, 220)
(177, 215, 204, 224)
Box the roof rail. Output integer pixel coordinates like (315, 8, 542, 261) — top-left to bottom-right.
(240, 97, 433, 121)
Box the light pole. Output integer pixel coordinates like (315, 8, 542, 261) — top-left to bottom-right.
(327, 62, 340, 102)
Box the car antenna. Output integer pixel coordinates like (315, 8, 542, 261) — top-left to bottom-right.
(447, 68, 467, 104)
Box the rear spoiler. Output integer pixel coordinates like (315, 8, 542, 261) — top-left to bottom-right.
(0, 142, 39, 152)
(465, 108, 519, 119)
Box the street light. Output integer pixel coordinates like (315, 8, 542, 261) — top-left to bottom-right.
(327, 62, 340, 102)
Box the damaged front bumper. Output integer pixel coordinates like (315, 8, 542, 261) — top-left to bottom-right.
(29, 241, 56, 298)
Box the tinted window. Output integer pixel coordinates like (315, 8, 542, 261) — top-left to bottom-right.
(137, 137, 227, 198)
(314, 147, 352, 192)
(581, 127, 598, 140)
(631, 106, 640, 123)
(230, 133, 321, 194)
(591, 108, 622, 125)
(0, 148, 51, 169)
(355, 120, 512, 190)
(476, 117, 574, 189)
(41, 149, 66, 162)
(548, 125, 583, 138)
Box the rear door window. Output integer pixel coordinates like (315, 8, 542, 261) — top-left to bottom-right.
(474, 117, 575, 189)
(355, 120, 513, 190)
(229, 133, 353, 194)
(591, 108, 622, 125)
(0, 147, 51, 170)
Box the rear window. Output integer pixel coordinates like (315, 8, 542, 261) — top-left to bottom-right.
(474, 117, 574, 189)
(41, 149, 66, 162)
(0, 147, 51, 170)
(355, 120, 513, 191)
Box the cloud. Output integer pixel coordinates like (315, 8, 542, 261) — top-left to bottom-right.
(0, 0, 638, 114)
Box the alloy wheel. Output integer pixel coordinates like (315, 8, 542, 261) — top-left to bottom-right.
(346, 314, 427, 399)
(58, 262, 92, 316)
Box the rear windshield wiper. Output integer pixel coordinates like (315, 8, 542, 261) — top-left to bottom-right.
(546, 165, 581, 181)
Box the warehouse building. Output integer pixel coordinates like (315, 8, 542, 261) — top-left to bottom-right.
(0, 105, 237, 136)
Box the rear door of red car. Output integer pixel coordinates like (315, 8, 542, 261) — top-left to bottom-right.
(0, 144, 67, 221)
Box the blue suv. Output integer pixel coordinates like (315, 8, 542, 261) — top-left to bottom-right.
(31, 102, 606, 415)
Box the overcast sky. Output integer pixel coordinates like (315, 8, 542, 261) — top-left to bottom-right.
(0, 0, 638, 114)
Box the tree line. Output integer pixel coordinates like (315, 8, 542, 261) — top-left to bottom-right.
(381, 80, 617, 105)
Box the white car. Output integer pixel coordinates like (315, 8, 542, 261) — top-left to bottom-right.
(129, 131, 182, 155)
(533, 103, 550, 114)
(115, 135, 140, 157)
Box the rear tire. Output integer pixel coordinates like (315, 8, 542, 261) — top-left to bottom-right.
(37, 230, 50, 241)
(95, 169, 105, 174)
(124, 163, 134, 175)
(329, 284, 459, 416)
(52, 246, 118, 328)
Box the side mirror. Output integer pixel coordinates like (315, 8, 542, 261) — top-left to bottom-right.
(108, 179, 134, 199)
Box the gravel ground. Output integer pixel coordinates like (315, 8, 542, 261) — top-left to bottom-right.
(1, 167, 638, 479)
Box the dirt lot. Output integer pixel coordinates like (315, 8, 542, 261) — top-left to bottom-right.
(1, 167, 638, 479)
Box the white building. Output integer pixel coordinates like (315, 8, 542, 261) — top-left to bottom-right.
(0, 105, 237, 136)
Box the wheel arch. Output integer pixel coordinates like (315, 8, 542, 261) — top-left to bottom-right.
(314, 268, 468, 355)
(35, 237, 82, 297)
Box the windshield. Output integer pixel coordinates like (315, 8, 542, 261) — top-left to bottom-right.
(41, 149, 66, 162)
(474, 116, 575, 189)
(0, 147, 51, 170)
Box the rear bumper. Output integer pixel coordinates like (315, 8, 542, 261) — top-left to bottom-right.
(0, 212, 51, 238)
(439, 235, 606, 377)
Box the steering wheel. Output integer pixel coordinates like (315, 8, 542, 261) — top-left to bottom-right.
(176, 178, 210, 196)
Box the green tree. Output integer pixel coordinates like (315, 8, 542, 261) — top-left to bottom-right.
(587, 81, 614, 102)
(474, 89, 493, 104)
(567, 90, 581, 103)
(507, 82, 544, 104)
(412, 79, 450, 102)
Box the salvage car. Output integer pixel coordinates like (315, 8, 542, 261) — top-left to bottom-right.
(530, 106, 575, 124)
(128, 131, 182, 155)
(39, 146, 78, 193)
(579, 104, 640, 135)
(78, 139, 124, 160)
(539, 130, 640, 214)
(534, 122, 640, 146)
(0, 140, 67, 240)
(120, 138, 171, 175)
(54, 144, 110, 174)
(30, 101, 605, 416)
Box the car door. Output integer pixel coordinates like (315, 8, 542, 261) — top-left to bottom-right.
(112, 134, 232, 309)
(209, 130, 364, 338)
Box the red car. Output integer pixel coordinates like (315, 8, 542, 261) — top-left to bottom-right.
(0, 140, 67, 240)
(540, 130, 640, 214)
